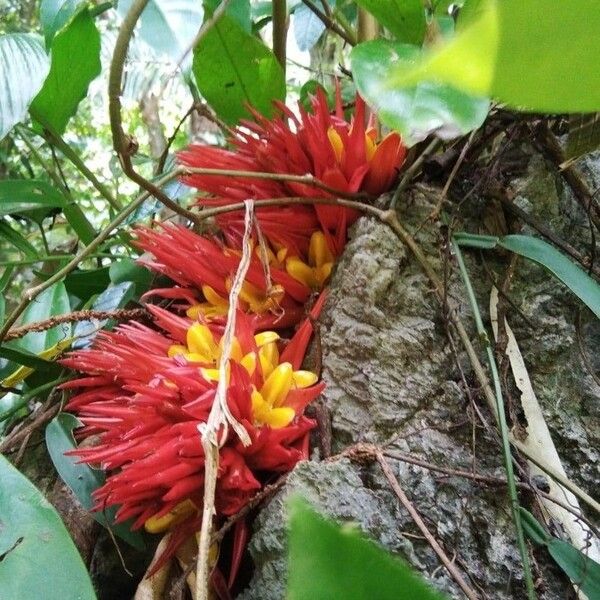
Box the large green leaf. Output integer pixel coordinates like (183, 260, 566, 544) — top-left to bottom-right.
(117, 0, 204, 63)
(521, 509, 600, 598)
(350, 41, 488, 145)
(287, 497, 446, 600)
(14, 281, 71, 355)
(0, 455, 96, 600)
(39, 0, 87, 47)
(386, 0, 600, 113)
(193, 12, 286, 124)
(355, 0, 425, 44)
(30, 8, 101, 135)
(454, 233, 600, 319)
(0, 179, 65, 217)
(45, 413, 146, 550)
(64, 266, 111, 300)
(0, 34, 50, 141)
(0, 219, 38, 259)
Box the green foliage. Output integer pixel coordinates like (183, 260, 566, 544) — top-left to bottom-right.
(385, 0, 600, 112)
(39, 0, 87, 47)
(454, 233, 600, 319)
(193, 12, 286, 124)
(520, 509, 600, 598)
(31, 8, 101, 136)
(117, 0, 204, 63)
(287, 497, 446, 600)
(45, 412, 146, 549)
(354, 0, 425, 44)
(350, 41, 489, 145)
(0, 219, 39, 258)
(0, 34, 49, 140)
(0, 454, 96, 600)
(0, 179, 65, 217)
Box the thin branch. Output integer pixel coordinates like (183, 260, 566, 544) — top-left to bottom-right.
(5, 309, 147, 341)
(272, 0, 288, 74)
(375, 450, 480, 600)
(0, 169, 180, 345)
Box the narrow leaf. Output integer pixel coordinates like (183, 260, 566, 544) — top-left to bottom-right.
(0, 179, 66, 216)
(0, 455, 96, 600)
(0, 34, 49, 141)
(46, 413, 146, 550)
(0, 219, 38, 259)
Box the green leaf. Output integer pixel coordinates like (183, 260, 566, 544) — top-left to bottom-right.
(350, 41, 488, 145)
(454, 233, 600, 319)
(521, 509, 600, 598)
(0, 295, 4, 327)
(30, 8, 101, 135)
(109, 258, 153, 290)
(0, 34, 50, 141)
(0, 455, 96, 600)
(566, 114, 600, 162)
(64, 267, 111, 300)
(293, 2, 327, 51)
(0, 179, 65, 217)
(355, 0, 425, 44)
(204, 0, 252, 32)
(45, 413, 146, 550)
(40, 0, 87, 47)
(386, 0, 600, 113)
(118, 0, 204, 64)
(287, 497, 446, 600)
(0, 219, 38, 259)
(193, 12, 286, 124)
(14, 281, 71, 356)
(0, 346, 53, 371)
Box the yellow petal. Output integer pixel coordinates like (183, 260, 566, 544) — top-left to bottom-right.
(200, 367, 220, 382)
(258, 342, 279, 379)
(241, 352, 256, 376)
(327, 127, 344, 164)
(262, 407, 296, 429)
(315, 262, 334, 288)
(365, 131, 377, 161)
(144, 499, 197, 534)
(219, 336, 242, 363)
(286, 257, 317, 289)
(254, 331, 279, 347)
(309, 231, 334, 269)
(260, 362, 293, 407)
(201, 284, 228, 307)
(168, 344, 188, 358)
(187, 323, 218, 360)
(292, 370, 318, 388)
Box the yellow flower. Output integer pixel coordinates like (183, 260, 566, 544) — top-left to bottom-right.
(286, 231, 334, 290)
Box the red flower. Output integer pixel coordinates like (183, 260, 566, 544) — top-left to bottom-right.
(60, 298, 325, 540)
(179, 90, 407, 252)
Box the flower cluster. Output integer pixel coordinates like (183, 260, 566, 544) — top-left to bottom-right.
(62, 89, 405, 589)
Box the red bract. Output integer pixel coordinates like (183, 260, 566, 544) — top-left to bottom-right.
(179, 90, 407, 252)
(134, 223, 311, 328)
(60, 299, 325, 564)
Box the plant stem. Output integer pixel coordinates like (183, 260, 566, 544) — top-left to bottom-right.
(272, 0, 288, 74)
(0, 376, 70, 423)
(452, 240, 536, 600)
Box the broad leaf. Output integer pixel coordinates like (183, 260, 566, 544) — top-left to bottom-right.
(0, 455, 96, 600)
(14, 282, 71, 356)
(287, 497, 446, 600)
(351, 41, 488, 145)
(204, 0, 252, 32)
(293, 2, 327, 51)
(40, 0, 87, 47)
(193, 12, 286, 124)
(0, 34, 49, 141)
(31, 8, 101, 135)
(0, 179, 65, 217)
(117, 0, 204, 65)
(46, 413, 146, 550)
(454, 233, 600, 319)
(65, 267, 111, 300)
(355, 0, 425, 44)
(109, 258, 153, 290)
(386, 0, 600, 113)
(521, 509, 600, 598)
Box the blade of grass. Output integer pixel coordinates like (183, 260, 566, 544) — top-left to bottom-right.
(452, 239, 536, 600)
